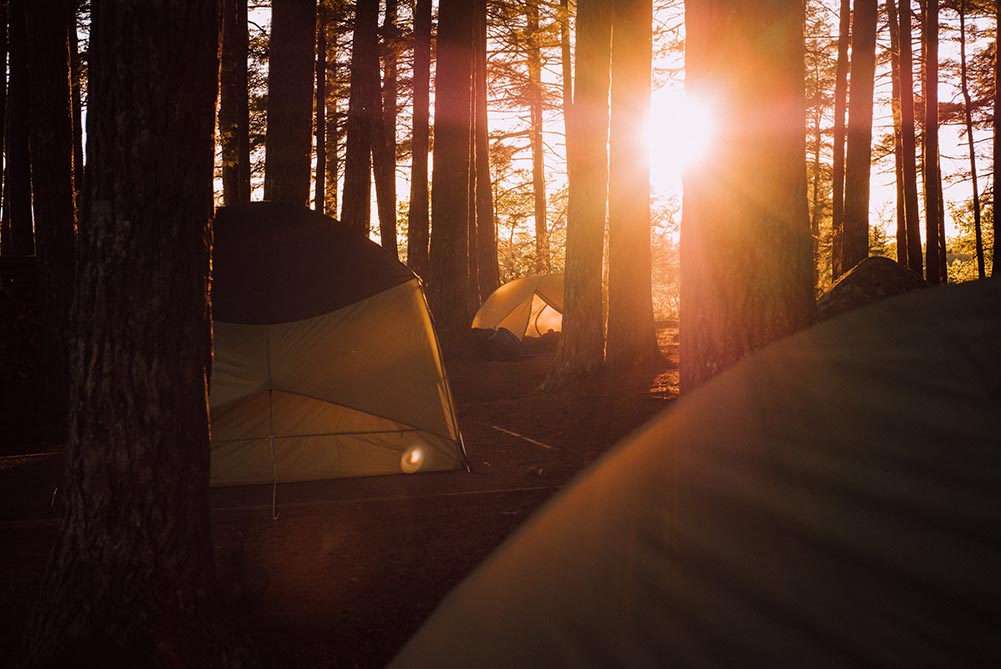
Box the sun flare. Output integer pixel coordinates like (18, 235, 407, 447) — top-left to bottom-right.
(646, 90, 718, 194)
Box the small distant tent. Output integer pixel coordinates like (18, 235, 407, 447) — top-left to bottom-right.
(392, 279, 1001, 667)
(471, 273, 563, 340)
(210, 202, 465, 487)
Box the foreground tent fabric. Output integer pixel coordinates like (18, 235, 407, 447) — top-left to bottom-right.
(392, 279, 1001, 667)
(210, 202, 464, 486)
(471, 273, 563, 339)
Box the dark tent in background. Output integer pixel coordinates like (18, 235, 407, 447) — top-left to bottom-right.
(210, 202, 465, 486)
(392, 279, 1001, 667)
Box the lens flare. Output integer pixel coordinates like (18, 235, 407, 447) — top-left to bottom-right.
(401, 445, 425, 474)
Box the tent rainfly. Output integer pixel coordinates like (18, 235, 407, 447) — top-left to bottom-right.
(471, 273, 563, 340)
(392, 278, 1001, 667)
(210, 202, 465, 487)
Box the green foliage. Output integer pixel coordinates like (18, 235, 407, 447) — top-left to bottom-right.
(948, 197, 995, 281)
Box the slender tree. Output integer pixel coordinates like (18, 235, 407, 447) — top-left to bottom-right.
(924, 0, 942, 284)
(959, 0, 986, 279)
(831, 0, 851, 279)
(220, 0, 252, 205)
(373, 0, 399, 256)
(263, 0, 317, 204)
(2, 0, 33, 256)
(24, 0, 247, 664)
(898, 0, 923, 275)
(69, 2, 85, 209)
(548, 0, 610, 382)
(429, 0, 475, 354)
(681, 0, 814, 391)
(473, 0, 500, 300)
(322, 0, 344, 217)
(527, 0, 550, 272)
(887, 0, 908, 266)
(842, 0, 878, 274)
(606, 0, 658, 368)
(342, 0, 379, 233)
(995, 0, 1001, 276)
(315, 1, 328, 211)
(407, 0, 432, 275)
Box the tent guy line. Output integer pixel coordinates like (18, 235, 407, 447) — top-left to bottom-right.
(487, 425, 557, 451)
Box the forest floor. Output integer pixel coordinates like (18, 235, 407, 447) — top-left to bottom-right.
(0, 327, 678, 667)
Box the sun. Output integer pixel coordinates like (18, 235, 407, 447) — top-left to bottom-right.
(646, 88, 718, 194)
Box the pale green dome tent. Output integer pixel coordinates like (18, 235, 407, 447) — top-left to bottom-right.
(209, 202, 465, 487)
(472, 273, 563, 340)
(392, 278, 1001, 667)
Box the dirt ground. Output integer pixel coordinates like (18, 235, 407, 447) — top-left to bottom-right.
(0, 328, 678, 667)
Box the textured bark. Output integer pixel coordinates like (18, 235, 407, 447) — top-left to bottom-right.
(220, 0, 252, 205)
(373, 0, 399, 256)
(527, 0, 549, 273)
(959, 0, 985, 279)
(830, 0, 850, 280)
(887, 0, 907, 267)
(842, 0, 877, 273)
(263, 0, 316, 204)
(2, 0, 34, 257)
(26, 0, 77, 446)
(605, 0, 658, 369)
(429, 0, 474, 355)
(341, 0, 379, 234)
(898, 0, 923, 276)
(548, 0, 609, 383)
(407, 0, 432, 276)
(681, 0, 814, 392)
(24, 1, 247, 665)
(923, 0, 941, 284)
(473, 0, 499, 301)
(315, 3, 327, 211)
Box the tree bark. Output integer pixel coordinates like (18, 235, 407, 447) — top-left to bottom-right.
(24, 0, 247, 664)
(2, 0, 34, 257)
(923, 0, 942, 284)
(322, 0, 341, 217)
(605, 0, 658, 369)
(959, 0, 985, 279)
(263, 0, 316, 205)
(429, 0, 475, 355)
(887, 0, 908, 267)
(473, 0, 499, 301)
(548, 0, 610, 383)
(342, 0, 379, 234)
(373, 0, 399, 256)
(843, 0, 877, 273)
(407, 0, 432, 276)
(831, 0, 850, 280)
(26, 0, 77, 446)
(898, 0, 923, 276)
(220, 0, 252, 205)
(527, 0, 550, 273)
(681, 0, 814, 391)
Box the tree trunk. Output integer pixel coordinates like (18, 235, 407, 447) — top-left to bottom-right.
(26, 0, 77, 446)
(69, 3, 84, 210)
(467, 126, 480, 315)
(560, 0, 573, 120)
(220, 0, 252, 205)
(429, 0, 475, 355)
(342, 0, 379, 234)
(373, 0, 399, 256)
(681, 0, 814, 392)
(24, 0, 247, 664)
(315, 2, 327, 211)
(887, 0, 908, 267)
(2, 0, 34, 257)
(831, 0, 850, 280)
(842, 0, 877, 273)
(959, 0, 985, 279)
(322, 0, 341, 217)
(527, 0, 549, 273)
(898, 0, 923, 276)
(0, 0, 6, 221)
(606, 0, 658, 369)
(923, 0, 941, 284)
(547, 0, 610, 383)
(473, 0, 499, 301)
(995, 0, 1001, 277)
(407, 0, 432, 276)
(263, 0, 316, 205)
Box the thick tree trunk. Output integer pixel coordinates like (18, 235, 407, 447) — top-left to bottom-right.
(959, 0, 985, 279)
(605, 0, 658, 369)
(315, 3, 327, 211)
(26, 0, 77, 446)
(220, 0, 252, 205)
(342, 0, 379, 234)
(548, 0, 610, 383)
(429, 0, 475, 355)
(527, 0, 550, 273)
(473, 0, 499, 301)
(681, 0, 814, 392)
(263, 0, 316, 205)
(24, 0, 247, 665)
(842, 0, 877, 273)
(373, 0, 399, 256)
(898, 0, 923, 276)
(2, 0, 34, 257)
(887, 0, 907, 267)
(831, 0, 850, 280)
(923, 0, 941, 284)
(407, 0, 432, 276)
